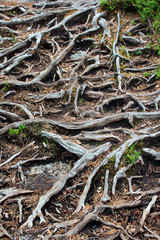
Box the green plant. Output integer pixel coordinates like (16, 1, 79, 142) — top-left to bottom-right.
(100, 0, 160, 34)
(2, 81, 10, 91)
(153, 66, 160, 80)
(43, 137, 49, 145)
(109, 156, 115, 162)
(124, 143, 141, 164)
(52, 143, 56, 151)
(19, 124, 26, 133)
(153, 19, 160, 33)
(144, 72, 150, 77)
(19, 59, 24, 65)
(9, 124, 26, 137)
(146, 42, 152, 48)
(136, 50, 142, 55)
(100, 0, 116, 11)
(12, 38, 17, 44)
(120, 46, 125, 51)
(9, 128, 19, 136)
(131, 20, 135, 25)
(79, 97, 85, 103)
(158, 38, 160, 55)
(38, 129, 42, 133)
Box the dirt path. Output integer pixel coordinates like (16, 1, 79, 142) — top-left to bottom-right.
(0, 0, 160, 239)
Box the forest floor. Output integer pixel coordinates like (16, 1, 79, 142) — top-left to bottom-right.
(0, 0, 160, 239)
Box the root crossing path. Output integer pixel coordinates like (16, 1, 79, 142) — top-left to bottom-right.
(0, 0, 160, 239)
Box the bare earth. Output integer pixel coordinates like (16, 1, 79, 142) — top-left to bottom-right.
(0, 0, 160, 239)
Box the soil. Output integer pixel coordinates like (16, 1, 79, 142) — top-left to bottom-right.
(0, 0, 160, 239)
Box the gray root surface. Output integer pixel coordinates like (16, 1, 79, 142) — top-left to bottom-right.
(0, 1, 159, 239)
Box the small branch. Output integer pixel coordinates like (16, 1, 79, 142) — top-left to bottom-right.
(126, 93, 146, 111)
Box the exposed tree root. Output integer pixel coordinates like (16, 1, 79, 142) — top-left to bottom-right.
(0, 0, 160, 239)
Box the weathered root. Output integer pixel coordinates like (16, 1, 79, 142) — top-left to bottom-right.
(0, 141, 35, 168)
(34, 90, 65, 103)
(0, 189, 33, 205)
(127, 176, 143, 193)
(96, 93, 146, 113)
(0, 101, 34, 119)
(112, 164, 132, 195)
(74, 144, 111, 213)
(133, 195, 158, 235)
(0, 109, 21, 122)
(100, 169, 110, 202)
(0, 8, 73, 27)
(122, 35, 145, 45)
(41, 130, 86, 156)
(52, 206, 139, 240)
(139, 195, 157, 229)
(114, 130, 160, 169)
(21, 142, 111, 229)
(0, 224, 13, 240)
(0, 1, 160, 239)
(1, 112, 160, 136)
(74, 132, 121, 142)
(124, 65, 158, 72)
(142, 148, 160, 161)
(144, 226, 160, 240)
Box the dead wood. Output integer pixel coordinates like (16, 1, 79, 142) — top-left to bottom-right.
(122, 35, 144, 45)
(0, 1, 160, 239)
